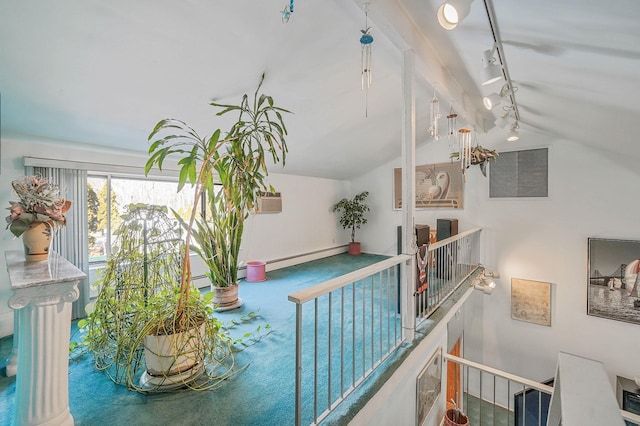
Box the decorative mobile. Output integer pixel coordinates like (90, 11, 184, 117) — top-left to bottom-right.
(360, 2, 373, 116)
(428, 91, 441, 141)
(458, 128, 472, 182)
(446, 103, 458, 150)
(281, 0, 294, 23)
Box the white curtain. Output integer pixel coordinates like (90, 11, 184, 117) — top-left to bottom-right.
(30, 166, 90, 319)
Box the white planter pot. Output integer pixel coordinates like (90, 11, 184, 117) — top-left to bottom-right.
(143, 322, 206, 377)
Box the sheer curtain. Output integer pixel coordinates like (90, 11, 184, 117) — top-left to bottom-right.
(30, 166, 90, 319)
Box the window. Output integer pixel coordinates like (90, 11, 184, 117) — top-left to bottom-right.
(87, 174, 199, 263)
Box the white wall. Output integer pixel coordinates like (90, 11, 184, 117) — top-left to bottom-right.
(354, 128, 640, 389)
(0, 134, 350, 337)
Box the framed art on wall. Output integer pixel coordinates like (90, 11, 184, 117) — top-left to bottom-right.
(588, 238, 640, 325)
(393, 161, 464, 210)
(416, 348, 442, 426)
(511, 278, 552, 326)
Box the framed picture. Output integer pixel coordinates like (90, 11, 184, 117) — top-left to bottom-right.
(394, 161, 464, 210)
(416, 348, 441, 426)
(511, 278, 552, 326)
(588, 238, 640, 324)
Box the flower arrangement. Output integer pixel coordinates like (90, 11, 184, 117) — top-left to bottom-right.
(5, 175, 72, 237)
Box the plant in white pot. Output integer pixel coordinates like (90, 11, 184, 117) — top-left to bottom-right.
(147, 73, 290, 312)
(333, 191, 369, 255)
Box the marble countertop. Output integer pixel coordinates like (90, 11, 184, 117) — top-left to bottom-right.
(5, 250, 87, 289)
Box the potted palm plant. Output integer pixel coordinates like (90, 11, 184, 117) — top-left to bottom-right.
(333, 191, 369, 255)
(146, 72, 289, 317)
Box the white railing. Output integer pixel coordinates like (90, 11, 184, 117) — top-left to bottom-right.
(415, 227, 482, 327)
(288, 255, 410, 426)
(444, 353, 640, 426)
(444, 353, 554, 426)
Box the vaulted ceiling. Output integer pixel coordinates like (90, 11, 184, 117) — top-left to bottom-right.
(1, 0, 639, 179)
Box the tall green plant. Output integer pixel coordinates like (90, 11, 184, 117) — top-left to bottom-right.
(146, 73, 290, 297)
(333, 191, 370, 243)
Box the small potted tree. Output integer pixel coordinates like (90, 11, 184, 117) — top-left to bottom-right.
(333, 191, 369, 255)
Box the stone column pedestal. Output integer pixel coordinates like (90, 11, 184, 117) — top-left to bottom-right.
(6, 251, 86, 426)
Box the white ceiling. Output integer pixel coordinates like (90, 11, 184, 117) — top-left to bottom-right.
(2, 0, 640, 180)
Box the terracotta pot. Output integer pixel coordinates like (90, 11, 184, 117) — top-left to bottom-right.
(443, 408, 469, 426)
(22, 221, 52, 261)
(212, 283, 241, 308)
(348, 242, 361, 255)
(144, 322, 206, 377)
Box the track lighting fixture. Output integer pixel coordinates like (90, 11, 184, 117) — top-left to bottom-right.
(481, 0, 521, 137)
(483, 84, 515, 111)
(473, 269, 499, 295)
(507, 122, 520, 141)
(481, 45, 503, 86)
(437, 0, 474, 31)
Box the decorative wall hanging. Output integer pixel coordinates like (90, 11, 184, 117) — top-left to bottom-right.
(281, 0, 294, 23)
(428, 92, 441, 141)
(511, 278, 552, 326)
(588, 237, 640, 325)
(393, 161, 464, 210)
(360, 2, 373, 117)
(416, 348, 442, 426)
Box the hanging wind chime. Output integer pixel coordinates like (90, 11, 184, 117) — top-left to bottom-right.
(281, 0, 294, 23)
(428, 91, 440, 141)
(458, 128, 472, 182)
(446, 103, 458, 151)
(360, 2, 373, 117)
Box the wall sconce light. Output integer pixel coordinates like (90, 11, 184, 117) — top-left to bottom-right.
(437, 0, 474, 31)
(507, 122, 520, 141)
(481, 45, 503, 86)
(473, 270, 499, 295)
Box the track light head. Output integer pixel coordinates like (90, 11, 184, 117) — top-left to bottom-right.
(494, 106, 514, 128)
(437, 0, 474, 30)
(481, 46, 502, 86)
(507, 122, 520, 141)
(473, 268, 499, 295)
(483, 93, 502, 110)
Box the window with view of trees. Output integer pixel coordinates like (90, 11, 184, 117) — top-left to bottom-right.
(87, 174, 200, 263)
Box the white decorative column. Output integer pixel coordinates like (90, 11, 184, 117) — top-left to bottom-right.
(6, 250, 86, 426)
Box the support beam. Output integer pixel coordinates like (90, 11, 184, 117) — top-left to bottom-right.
(401, 49, 416, 342)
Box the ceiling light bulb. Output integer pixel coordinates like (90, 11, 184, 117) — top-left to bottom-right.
(437, 3, 458, 30)
(437, 0, 473, 30)
(442, 3, 459, 24)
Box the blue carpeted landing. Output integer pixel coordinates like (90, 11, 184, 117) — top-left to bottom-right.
(0, 253, 388, 426)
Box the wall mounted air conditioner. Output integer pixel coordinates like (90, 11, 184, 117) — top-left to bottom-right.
(257, 191, 282, 213)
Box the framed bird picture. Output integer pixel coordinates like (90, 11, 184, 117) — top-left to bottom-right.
(393, 161, 464, 210)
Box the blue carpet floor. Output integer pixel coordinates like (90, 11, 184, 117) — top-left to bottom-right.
(0, 253, 388, 426)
